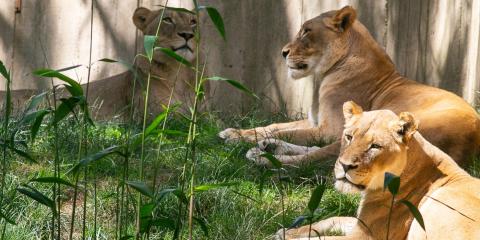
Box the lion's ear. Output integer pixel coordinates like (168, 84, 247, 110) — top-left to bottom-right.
(343, 101, 363, 121)
(133, 7, 152, 32)
(394, 112, 419, 143)
(325, 6, 357, 33)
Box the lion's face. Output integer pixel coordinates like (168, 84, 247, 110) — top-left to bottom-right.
(133, 7, 197, 64)
(334, 101, 419, 194)
(281, 6, 357, 79)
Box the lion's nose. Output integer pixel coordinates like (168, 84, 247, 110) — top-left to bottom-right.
(281, 49, 290, 59)
(178, 32, 194, 41)
(341, 163, 358, 172)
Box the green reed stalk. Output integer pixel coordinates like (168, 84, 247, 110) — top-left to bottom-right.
(135, 3, 169, 238)
(187, 2, 203, 238)
(386, 194, 395, 240)
(0, 63, 11, 240)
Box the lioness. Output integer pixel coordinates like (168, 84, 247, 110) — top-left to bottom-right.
(87, 7, 199, 119)
(219, 6, 480, 166)
(276, 101, 480, 240)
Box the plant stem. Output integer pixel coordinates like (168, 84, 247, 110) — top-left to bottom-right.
(0, 63, 11, 240)
(187, 2, 203, 238)
(135, 3, 169, 238)
(386, 194, 395, 240)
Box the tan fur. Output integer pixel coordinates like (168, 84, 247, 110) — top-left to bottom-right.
(276, 102, 480, 240)
(86, 7, 199, 120)
(219, 6, 480, 167)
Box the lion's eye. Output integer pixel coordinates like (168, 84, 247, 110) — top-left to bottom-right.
(345, 134, 353, 142)
(162, 17, 173, 24)
(302, 28, 311, 36)
(190, 19, 197, 26)
(369, 143, 382, 150)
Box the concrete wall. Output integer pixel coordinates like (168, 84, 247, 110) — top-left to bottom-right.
(1, 0, 479, 116)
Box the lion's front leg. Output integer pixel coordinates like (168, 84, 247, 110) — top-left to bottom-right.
(275, 217, 366, 240)
(247, 141, 340, 166)
(218, 120, 311, 143)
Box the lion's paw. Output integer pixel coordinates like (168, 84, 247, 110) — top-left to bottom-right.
(257, 138, 291, 155)
(246, 147, 271, 166)
(218, 128, 242, 143)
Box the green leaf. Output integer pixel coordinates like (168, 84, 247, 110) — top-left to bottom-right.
(0, 60, 9, 80)
(145, 111, 168, 136)
(399, 199, 425, 231)
(0, 209, 15, 225)
(159, 129, 187, 137)
(126, 181, 154, 199)
(30, 109, 52, 141)
(119, 235, 133, 240)
(140, 203, 155, 218)
(144, 35, 158, 60)
(206, 77, 258, 99)
(25, 92, 48, 113)
(131, 111, 168, 149)
(1, 61, 11, 125)
(156, 47, 193, 68)
(258, 169, 274, 195)
(155, 5, 195, 14)
(289, 215, 307, 228)
(11, 147, 36, 163)
(193, 217, 209, 236)
(98, 58, 118, 63)
(194, 182, 238, 192)
(33, 69, 83, 96)
(0, 142, 36, 163)
(150, 217, 175, 230)
(55, 65, 82, 73)
(17, 185, 56, 214)
(157, 188, 188, 205)
(199, 6, 225, 40)
(30, 177, 75, 187)
(97, 58, 137, 80)
(67, 146, 120, 175)
(53, 97, 82, 125)
(384, 172, 400, 195)
(307, 184, 326, 214)
(260, 153, 282, 168)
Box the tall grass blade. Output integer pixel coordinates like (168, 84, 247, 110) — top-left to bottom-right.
(194, 182, 238, 192)
(0, 209, 15, 225)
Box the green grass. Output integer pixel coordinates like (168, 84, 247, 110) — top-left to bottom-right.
(1, 109, 359, 239)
